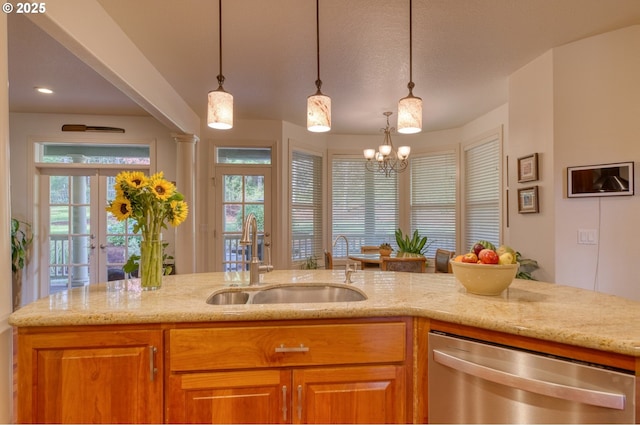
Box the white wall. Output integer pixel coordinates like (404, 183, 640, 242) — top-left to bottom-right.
(553, 25, 640, 300)
(508, 51, 556, 282)
(9, 112, 177, 306)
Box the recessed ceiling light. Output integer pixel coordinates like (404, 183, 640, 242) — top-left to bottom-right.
(35, 87, 54, 94)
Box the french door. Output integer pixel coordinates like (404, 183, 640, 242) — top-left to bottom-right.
(40, 170, 145, 295)
(214, 166, 272, 272)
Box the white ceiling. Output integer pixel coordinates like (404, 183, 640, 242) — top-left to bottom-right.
(8, 0, 640, 135)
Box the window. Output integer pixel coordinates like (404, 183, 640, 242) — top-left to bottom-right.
(410, 151, 457, 257)
(290, 150, 323, 264)
(463, 137, 500, 251)
(331, 157, 398, 256)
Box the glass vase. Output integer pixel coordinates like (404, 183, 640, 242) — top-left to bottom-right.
(140, 236, 163, 290)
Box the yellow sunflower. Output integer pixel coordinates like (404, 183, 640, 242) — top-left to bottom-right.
(169, 200, 189, 226)
(107, 197, 132, 220)
(122, 171, 148, 189)
(149, 173, 175, 201)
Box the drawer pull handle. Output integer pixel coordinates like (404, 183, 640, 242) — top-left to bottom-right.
(282, 385, 288, 421)
(275, 343, 309, 353)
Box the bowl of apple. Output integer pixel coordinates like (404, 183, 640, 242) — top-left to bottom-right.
(450, 243, 519, 296)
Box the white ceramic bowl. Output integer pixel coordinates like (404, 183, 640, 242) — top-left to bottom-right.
(450, 261, 519, 295)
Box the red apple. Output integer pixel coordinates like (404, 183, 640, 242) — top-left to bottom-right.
(472, 243, 485, 256)
(479, 249, 499, 264)
(461, 253, 478, 263)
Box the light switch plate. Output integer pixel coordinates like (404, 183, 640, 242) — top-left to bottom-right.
(577, 229, 598, 245)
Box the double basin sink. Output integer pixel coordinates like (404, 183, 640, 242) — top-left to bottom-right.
(207, 283, 367, 305)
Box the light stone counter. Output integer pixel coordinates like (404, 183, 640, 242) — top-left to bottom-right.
(9, 270, 640, 357)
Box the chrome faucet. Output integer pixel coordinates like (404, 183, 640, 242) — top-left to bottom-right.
(240, 213, 273, 285)
(333, 234, 356, 283)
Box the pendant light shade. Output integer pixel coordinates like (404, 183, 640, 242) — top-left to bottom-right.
(397, 0, 422, 134)
(207, 0, 233, 130)
(307, 0, 331, 132)
(397, 89, 422, 134)
(307, 88, 331, 132)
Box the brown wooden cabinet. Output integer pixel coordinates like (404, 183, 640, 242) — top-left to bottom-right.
(167, 319, 410, 424)
(17, 326, 163, 424)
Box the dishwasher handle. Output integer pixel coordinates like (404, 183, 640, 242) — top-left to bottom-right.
(432, 349, 625, 410)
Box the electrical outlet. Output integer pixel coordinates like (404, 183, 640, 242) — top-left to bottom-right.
(577, 229, 598, 245)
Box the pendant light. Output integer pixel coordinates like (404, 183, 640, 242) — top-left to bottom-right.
(307, 0, 331, 132)
(397, 0, 422, 134)
(207, 0, 233, 130)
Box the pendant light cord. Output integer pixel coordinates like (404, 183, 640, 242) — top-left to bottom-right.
(407, 0, 414, 93)
(315, 0, 322, 92)
(217, 0, 225, 86)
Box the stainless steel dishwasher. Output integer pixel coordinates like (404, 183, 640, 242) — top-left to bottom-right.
(428, 331, 636, 423)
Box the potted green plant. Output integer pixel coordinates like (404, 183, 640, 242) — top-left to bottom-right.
(300, 255, 318, 270)
(395, 228, 431, 257)
(379, 243, 393, 256)
(11, 218, 32, 310)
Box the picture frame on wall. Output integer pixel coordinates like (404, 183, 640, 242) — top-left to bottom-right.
(518, 186, 539, 214)
(518, 153, 539, 183)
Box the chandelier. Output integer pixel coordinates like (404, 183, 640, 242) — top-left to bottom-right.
(363, 112, 411, 177)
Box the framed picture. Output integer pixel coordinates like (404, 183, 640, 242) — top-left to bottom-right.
(567, 161, 634, 198)
(518, 153, 539, 183)
(518, 186, 539, 214)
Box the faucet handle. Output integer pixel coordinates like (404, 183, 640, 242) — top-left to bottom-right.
(264, 241, 272, 266)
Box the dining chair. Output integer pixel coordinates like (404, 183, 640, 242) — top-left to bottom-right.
(434, 249, 455, 273)
(324, 250, 333, 270)
(360, 245, 380, 254)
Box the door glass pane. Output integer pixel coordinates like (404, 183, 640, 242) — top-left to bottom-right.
(245, 175, 264, 202)
(221, 172, 267, 272)
(105, 175, 142, 280)
(224, 175, 242, 202)
(224, 204, 243, 232)
(49, 176, 92, 293)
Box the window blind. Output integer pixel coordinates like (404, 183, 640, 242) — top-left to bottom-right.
(331, 157, 398, 256)
(410, 152, 457, 257)
(291, 150, 323, 263)
(464, 138, 500, 251)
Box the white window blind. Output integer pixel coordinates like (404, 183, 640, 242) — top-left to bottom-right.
(331, 157, 398, 256)
(410, 152, 457, 257)
(291, 150, 323, 263)
(464, 138, 500, 251)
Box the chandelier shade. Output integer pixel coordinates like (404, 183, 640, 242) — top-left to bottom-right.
(307, 0, 331, 133)
(207, 0, 233, 130)
(397, 0, 422, 134)
(364, 112, 411, 177)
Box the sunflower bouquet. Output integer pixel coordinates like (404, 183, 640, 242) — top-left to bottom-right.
(106, 171, 188, 289)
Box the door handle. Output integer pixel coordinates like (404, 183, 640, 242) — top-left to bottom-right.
(432, 349, 626, 410)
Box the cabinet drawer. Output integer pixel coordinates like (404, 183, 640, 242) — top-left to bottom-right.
(170, 322, 406, 371)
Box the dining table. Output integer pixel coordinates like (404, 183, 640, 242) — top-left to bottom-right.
(348, 252, 428, 272)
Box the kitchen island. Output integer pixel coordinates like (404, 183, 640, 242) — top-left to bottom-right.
(10, 270, 640, 423)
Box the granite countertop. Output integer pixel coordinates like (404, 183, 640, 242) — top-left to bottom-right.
(9, 270, 640, 357)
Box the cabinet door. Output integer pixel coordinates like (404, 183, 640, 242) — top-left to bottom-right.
(294, 365, 406, 424)
(18, 329, 162, 424)
(167, 369, 291, 424)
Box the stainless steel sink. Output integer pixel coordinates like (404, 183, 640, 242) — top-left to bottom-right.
(207, 291, 250, 305)
(206, 284, 367, 305)
(251, 284, 367, 304)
